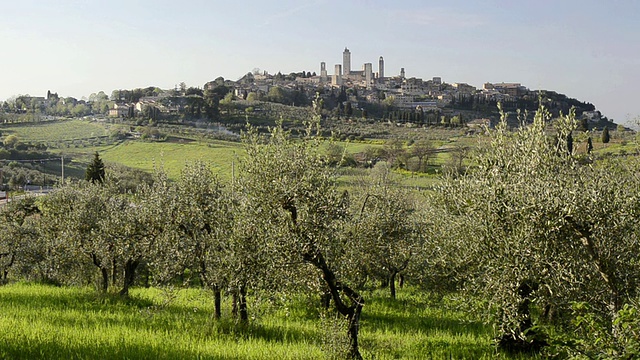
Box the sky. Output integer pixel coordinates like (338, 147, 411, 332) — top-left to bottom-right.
(1, 0, 639, 125)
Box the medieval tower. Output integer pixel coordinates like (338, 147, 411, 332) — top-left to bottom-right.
(364, 63, 373, 89)
(343, 48, 351, 76)
(320, 62, 328, 82)
(332, 64, 343, 86)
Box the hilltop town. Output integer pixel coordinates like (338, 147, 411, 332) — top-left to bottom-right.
(2, 47, 612, 132)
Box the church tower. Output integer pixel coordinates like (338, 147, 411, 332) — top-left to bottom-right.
(378, 56, 384, 81)
(343, 47, 351, 76)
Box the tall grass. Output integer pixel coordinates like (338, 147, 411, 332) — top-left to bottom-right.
(0, 283, 541, 359)
(0, 284, 322, 359)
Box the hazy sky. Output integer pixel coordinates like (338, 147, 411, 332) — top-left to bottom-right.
(1, 0, 639, 124)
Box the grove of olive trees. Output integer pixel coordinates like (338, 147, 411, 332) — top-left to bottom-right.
(0, 104, 639, 358)
(434, 106, 640, 356)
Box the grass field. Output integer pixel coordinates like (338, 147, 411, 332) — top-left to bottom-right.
(4, 119, 631, 189)
(97, 140, 437, 189)
(0, 283, 538, 359)
(0, 119, 109, 144)
(100, 139, 241, 181)
(0, 118, 459, 189)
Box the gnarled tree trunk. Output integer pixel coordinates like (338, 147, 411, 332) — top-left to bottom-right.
(284, 197, 365, 359)
(304, 249, 364, 360)
(119, 258, 140, 296)
(91, 253, 108, 292)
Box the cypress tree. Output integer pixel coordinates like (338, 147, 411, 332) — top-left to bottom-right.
(85, 152, 105, 184)
(587, 137, 593, 154)
(567, 132, 574, 155)
(602, 127, 610, 143)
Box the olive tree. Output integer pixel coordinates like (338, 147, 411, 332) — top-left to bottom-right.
(113, 172, 171, 296)
(148, 161, 232, 319)
(353, 162, 418, 299)
(434, 106, 568, 350)
(0, 197, 40, 283)
(38, 180, 118, 289)
(410, 139, 434, 172)
(238, 122, 364, 359)
(434, 104, 640, 353)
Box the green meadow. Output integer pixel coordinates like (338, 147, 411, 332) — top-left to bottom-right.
(1, 119, 109, 144)
(0, 118, 628, 188)
(0, 283, 533, 359)
(100, 139, 241, 181)
(4, 118, 627, 190)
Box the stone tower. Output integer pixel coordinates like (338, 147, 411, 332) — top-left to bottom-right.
(400, 67, 405, 79)
(343, 47, 351, 76)
(320, 62, 328, 82)
(364, 63, 373, 89)
(332, 64, 342, 86)
(378, 56, 384, 81)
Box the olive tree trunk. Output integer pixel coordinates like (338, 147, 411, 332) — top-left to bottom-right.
(119, 258, 140, 296)
(304, 249, 364, 360)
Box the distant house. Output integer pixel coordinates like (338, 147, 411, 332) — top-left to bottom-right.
(452, 83, 476, 94)
(108, 103, 131, 117)
(467, 118, 491, 130)
(491, 82, 528, 97)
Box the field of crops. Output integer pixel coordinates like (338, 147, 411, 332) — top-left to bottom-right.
(0, 283, 533, 359)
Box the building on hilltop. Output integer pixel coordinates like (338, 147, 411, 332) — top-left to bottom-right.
(343, 48, 351, 77)
(364, 63, 373, 89)
(452, 83, 477, 94)
(108, 103, 132, 118)
(320, 62, 328, 82)
(332, 64, 342, 86)
(336, 48, 390, 87)
(487, 82, 528, 97)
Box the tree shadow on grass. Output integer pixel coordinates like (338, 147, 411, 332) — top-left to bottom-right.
(208, 319, 320, 345)
(359, 291, 497, 358)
